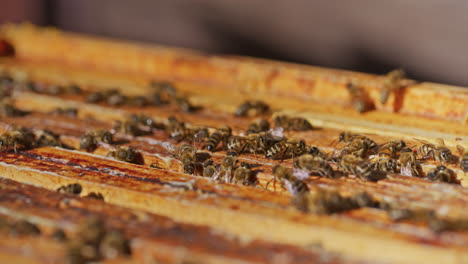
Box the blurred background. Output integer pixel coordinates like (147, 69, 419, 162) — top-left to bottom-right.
(2, 0, 468, 86)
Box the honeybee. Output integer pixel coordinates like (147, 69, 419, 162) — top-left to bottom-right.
(341, 138, 372, 158)
(80, 130, 113, 152)
(246, 119, 270, 134)
(274, 115, 314, 131)
(379, 139, 406, 158)
(227, 134, 262, 155)
(100, 230, 131, 258)
(232, 162, 257, 186)
(57, 183, 82, 195)
(107, 146, 141, 164)
(456, 145, 468, 172)
(271, 165, 309, 194)
(166, 117, 208, 142)
(0, 100, 22, 117)
(127, 96, 149, 107)
(265, 139, 307, 160)
(113, 120, 146, 136)
(234, 100, 270, 117)
(0, 127, 35, 152)
(298, 188, 356, 214)
(294, 154, 340, 178)
(205, 126, 232, 151)
(106, 89, 127, 106)
(151, 81, 177, 104)
(399, 147, 423, 177)
(202, 159, 216, 177)
(338, 154, 384, 181)
(84, 192, 105, 200)
(380, 69, 405, 104)
(50, 107, 78, 117)
(174, 96, 199, 112)
(212, 152, 238, 182)
(129, 114, 165, 130)
(370, 157, 398, 173)
(177, 143, 203, 175)
(36, 129, 63, 147)
(427, 165, 459, 184)
(346, 82, 373, 113)
(9, 220, 41, 236)
(338, 132, 378, 152)
(415, 138, 455, 163)
(86, 91, 105, 103)
(305, 146, 329, 159)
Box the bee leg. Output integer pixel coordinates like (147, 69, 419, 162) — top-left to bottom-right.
(13, 141, 17, 153)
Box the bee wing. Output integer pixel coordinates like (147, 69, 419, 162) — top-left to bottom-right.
(269, 127, 284, 138)
(293, 168, 310, 180)
(400, 163, 413, 177)
(283, 180, 296, 195)
(161, 142, 179, 156)
(435, 138, 446, 146)
(412, 138, 434, 147)
(456, 145, 465, 155)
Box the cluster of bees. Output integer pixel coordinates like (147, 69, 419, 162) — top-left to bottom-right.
(0, 216, 41, 237)
(0, 127, 67, 152)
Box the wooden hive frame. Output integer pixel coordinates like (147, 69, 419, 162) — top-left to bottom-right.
(0, 23, 467, 264)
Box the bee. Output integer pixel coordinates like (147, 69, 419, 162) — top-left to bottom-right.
(9, 220, 41, 236)
(380, 69, 405, 104)
(36, 129, 63, 147)
(338, 131, 378, 152)
(107, 146, 140, 164)
(346, 82, 373, 113)
(246, 119, 270, 134)
(305, 146, 329, 159)
(274, 115, 314, 131)
(232, 162, 257, 186)
(51, 228, 67, 241)
(227, 134, 262, 155)
(86, 91, 105, 103)
(100, 230, 131, 258)
(370, 157, 398, 173)
(151, 81, 177, 104)
(234, 100, 270, 117)
(265, 139, 307, 160)
(80, 130, 113, 152)
(379, 139, 406, 158)
(129, 114, 165, 130)
(113, 120, 146, 136)
(202, 159, 216, 177)
(0, 100, 22, 117)
(127, 96, 149, 107)
(177, 143, 203, 175)
(205, 126, 232, 151)
(298, 188, 360, 214)
(399, 147, 423, 177)
(456, 145, 468, 172)
(294, 154, 340, 178)
(341, 138, 372, 158)
(174, 96, 199, 112)
(271, 165, 309, 194)
(84, 192, 105, 200)
(0, 127, 35, 152)
(50, 107, 78, 117)
(57, 183, 82, 195)
(212, 152, 238, 182)
(338, 154, 384, 181)
(166, 117, 208, 142)
(427, 165, 458, 184)
(415, 138, 455, 163)
(257, 130, 285, 152)
(106, 89, 127, 106)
